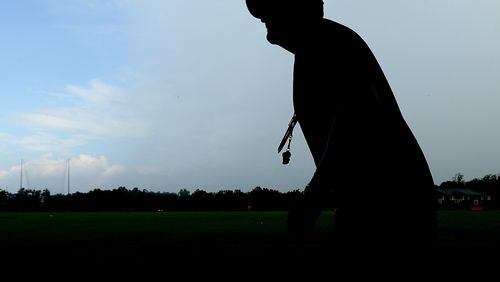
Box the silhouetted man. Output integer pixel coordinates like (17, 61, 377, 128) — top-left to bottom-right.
(246, 0, 436, 247)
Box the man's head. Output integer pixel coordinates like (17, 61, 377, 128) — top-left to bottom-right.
(246, 0, 324, 51)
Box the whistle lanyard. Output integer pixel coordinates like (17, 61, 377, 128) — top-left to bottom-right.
(278, 114, 298, 165)
(278, 113, 298, 154)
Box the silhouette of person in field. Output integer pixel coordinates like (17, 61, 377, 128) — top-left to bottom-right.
(246, 0, 436, 247)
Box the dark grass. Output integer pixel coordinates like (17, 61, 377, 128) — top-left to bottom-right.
(437, 211, 500, 246)
(0, 211, 333, 244)
(1, 211, 500, 269)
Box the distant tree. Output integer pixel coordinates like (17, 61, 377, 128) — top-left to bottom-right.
(178, 189, 191, 198)
(441, 172, 466, 189)
(41, 189, 51, 209)
(192, 189, 208, 199)
(481, 174, 499, 184)
(0, 190, 10, 211)
(452, 173, 465, 186)
(0, 190, 9, 201)
(14, 188, 42, 210)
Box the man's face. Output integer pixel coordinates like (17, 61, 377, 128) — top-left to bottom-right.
(261, 16, 299, 47)
(246, 0, 323, 51)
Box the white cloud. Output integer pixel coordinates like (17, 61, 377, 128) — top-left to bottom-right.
(20, 80, 150, 139)
(73, 154, 126, 178)
(0, 154, 126, 180)
(0, 165, 19, 181)
(0, 155, 127, 193)
(55, 23, 124, 37)
(19, 134, 94, 153)
(65, 79, 128, 106)
(0, 132, 90, 157)
(22, 110, 148, 138)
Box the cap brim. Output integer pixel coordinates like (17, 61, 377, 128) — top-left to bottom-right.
(246, 0, 323, 20)
(246, 0, 282, 19)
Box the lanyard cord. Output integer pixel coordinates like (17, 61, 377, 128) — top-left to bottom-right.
(278, 113, 298, 153)
(287, 130, 293, 151)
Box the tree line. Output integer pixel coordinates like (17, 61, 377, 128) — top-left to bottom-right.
(0, 186, 305, 212)
(439, 173, 500, 196)
(1, 173, 499, 211)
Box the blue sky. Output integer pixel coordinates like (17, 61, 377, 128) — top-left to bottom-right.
(0, 1, 134, 192)
(1, 0, 499, 193)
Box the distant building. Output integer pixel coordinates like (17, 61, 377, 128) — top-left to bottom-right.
(436, 187, 491, 210)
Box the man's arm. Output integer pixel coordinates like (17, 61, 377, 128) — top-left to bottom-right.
(286, 113, 340, 234)
(303, 114, 338, 204)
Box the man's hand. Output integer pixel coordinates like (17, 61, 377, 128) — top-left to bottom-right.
(287, 186, 323, 234)
(287, 202, 322, 234)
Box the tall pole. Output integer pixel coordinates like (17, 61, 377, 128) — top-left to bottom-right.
(20, 159, 23, 190)
(67, 158, 70, 195)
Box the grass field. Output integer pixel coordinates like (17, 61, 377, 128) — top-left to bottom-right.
(1, 211, 500, 267)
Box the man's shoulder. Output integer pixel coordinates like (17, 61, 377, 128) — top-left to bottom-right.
(321, 19, 352, 32)
(320, 19, 366, 45)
